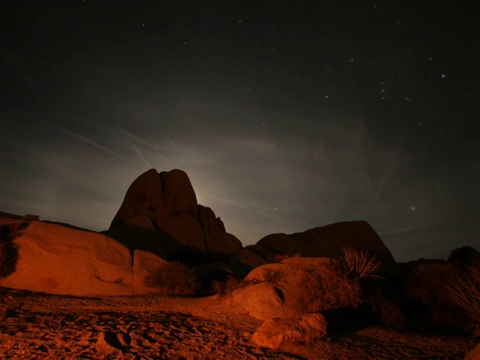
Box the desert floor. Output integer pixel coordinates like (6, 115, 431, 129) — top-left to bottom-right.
(0, 286, 476, 359)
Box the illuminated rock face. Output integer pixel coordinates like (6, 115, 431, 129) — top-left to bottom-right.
(107, 169, 242, 266)
(0, 221, 167, 296)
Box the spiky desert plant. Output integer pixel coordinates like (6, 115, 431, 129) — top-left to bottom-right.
(341, 247, 382, 280)
(447, 258, 480, 335)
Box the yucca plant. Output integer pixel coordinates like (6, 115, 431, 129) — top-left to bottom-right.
(341, 246, 382, 280)
(447, 258, 480, 336)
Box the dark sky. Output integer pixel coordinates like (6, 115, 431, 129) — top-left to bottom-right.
(1, 1, 479, 262)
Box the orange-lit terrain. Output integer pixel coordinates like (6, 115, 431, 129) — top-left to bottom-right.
(0, 286, 476, 359)
(1, 169, 479, 359)
(3, 0, 480, 357)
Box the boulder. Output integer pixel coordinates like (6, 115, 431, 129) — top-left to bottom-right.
(108, 169, 242, 265)
(244, 256, 361, 313)
(244, 263, 285, 283)
(448, 246, 480, 270)
(106, 215, 167, 259)
(243, 244, 277, 263)
(234, 248, 268, 270)
(251, 313, 328, 349)
(163, 214, 206, 254)
(227, 282, 298, 320)
(109, 168, 167, 229)
(110, 169, 197, 228)
(160, 169, 198, 218)
(198, 205, 242, 259)
(0, 221, 134, 296)
(0, 220, 177, 296)
(245, 257, 330, 285)
(256, 221, 396, 266)
(256, 233, 300, 257)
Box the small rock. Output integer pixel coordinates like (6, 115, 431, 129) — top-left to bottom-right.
(251, 313, 327, 349)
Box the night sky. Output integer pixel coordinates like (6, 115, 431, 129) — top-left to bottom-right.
(1, 1, 479, 262)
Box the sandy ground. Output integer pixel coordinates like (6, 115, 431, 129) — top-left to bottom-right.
(0, 286, 476, 359)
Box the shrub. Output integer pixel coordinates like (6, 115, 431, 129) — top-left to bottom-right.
(0, 223, 22, 279)
(198, 268, 241, 295)
(278, 256, 363, 313)
(446, 258, 480, 336)
(406, 261, 466, 324)
(340, 247, 382, 280)
(144, 261, 197, 296)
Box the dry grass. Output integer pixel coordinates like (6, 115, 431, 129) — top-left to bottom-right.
(340, 247, 382, 280)
(447, 258, 480, 336)
(144, 261, 198, 296)
(405, 261, 467, 324)
(406, 262, 459, 305)
(277, 256, 363, 313)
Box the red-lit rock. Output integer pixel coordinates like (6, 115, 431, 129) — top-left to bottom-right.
(108, 169, 241, 265)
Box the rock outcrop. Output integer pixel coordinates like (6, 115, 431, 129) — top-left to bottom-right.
(242, 256, 363, 314)
(106, 169, 242, 266)
(448, 246, 480, 270)
(227, 282, 298, 320)
(106, 169, 395, 271)
(0, 220, 167, 296)
(255, 221, 396, 267)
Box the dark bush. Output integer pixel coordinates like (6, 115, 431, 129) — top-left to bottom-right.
(0, 223, 24, 279)
(270, 255, 363, 313)
(405, 261, 467, 324)
(144, 261, 198, 296)
(446, 258, 480, 336)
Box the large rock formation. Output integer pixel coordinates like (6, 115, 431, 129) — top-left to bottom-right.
(106, 169, 242, 266)
(254, 221, 396, 266)
(106, 168, 395, 272)
(0, 220, 167, 296)
(448, 246, 480, 270)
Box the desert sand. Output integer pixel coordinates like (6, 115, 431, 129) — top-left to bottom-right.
(0, 286, 475, 359)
